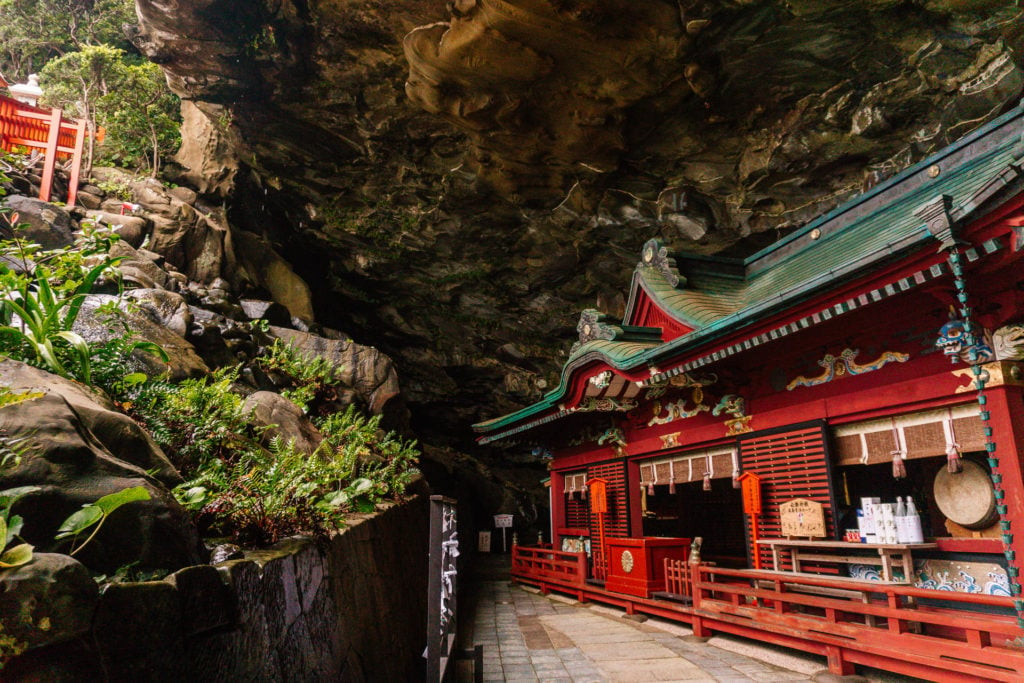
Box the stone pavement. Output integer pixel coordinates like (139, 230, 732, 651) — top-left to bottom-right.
(456, 558, 920, 683)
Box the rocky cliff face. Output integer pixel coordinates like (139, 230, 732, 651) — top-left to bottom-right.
(130, 0, 1024, 448)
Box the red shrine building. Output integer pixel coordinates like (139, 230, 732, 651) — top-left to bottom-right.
(474, 101, 1024, 680)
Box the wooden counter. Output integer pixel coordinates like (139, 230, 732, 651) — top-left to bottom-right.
(757, 539, 938, 582)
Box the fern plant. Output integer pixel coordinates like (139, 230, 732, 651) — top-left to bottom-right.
(255, 339, 347, 412)
(169, 401, 420, 545)
(128, 367, 263, 475)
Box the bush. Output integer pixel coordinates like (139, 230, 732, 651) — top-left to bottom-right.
(255, 338, 347, 413)
(0, 220, 167, 386)
(128, 368, 420, 545)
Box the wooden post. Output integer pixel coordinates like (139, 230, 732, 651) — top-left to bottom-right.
(66, 118, 87, 207)
(39, 108, 62, 203)
(0, 99, 11, 149)
(826, 645, 854, 675)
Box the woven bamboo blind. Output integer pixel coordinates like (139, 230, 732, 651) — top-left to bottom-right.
(562, 471, 588, 493)
(638, 446, 738, 485)
(833, 404, 985, 466)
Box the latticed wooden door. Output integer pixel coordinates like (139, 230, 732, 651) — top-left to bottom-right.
(739, 422, 837, 569)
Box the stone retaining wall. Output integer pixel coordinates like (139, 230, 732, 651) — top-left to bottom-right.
(5, 497, 429, 681)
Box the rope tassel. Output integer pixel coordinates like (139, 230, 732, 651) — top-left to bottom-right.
(943, 411, 963, 474)
(891, 419, 907, 480)
(892, 451, 907, 479)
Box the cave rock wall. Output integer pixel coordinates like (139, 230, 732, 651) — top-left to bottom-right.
(5, 498, 429, 681)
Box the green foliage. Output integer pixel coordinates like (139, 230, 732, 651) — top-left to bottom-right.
(255, 339, 347, 413)
(40, 45, 181, 174)
(170, 404, 419, 545)
(0, 0, 134, 79)
(0, 622, 28, 670)
(127, 355, 421, 545)
(0, 484, 150, 577)
(0, 221, 167, 387)
(91, 561, 169, 585)
(54, 486, 150, 556)
(128, 367, 263, 474)
(93, 178, 133, 201)
(319, 198, 420, 260)
(0, 253, 117, 384)
(0, 487, 38, 569)
(0, 387, 43, 470)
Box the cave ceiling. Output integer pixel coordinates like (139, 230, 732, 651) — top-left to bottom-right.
(132, 0, 1024, 445)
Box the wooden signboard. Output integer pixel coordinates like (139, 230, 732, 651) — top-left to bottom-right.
(737, 472, 762, 515)
(588, 478, 608, 514)
(780, 498, 826, 538)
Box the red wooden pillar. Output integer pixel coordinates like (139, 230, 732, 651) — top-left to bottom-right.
(550, 471, 566, 551)
(984, 385, 1024, 594)
(39, 107, 62, 203)
(625, 458, 643, 537)
(65, 118, 87, 207)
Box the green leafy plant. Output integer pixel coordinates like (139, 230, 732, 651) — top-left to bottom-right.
(0, 256, 116, 384)
(166, 398, 419, 545)
(93, 178, 133, 201)
(128, 367, 262, 475)
(40, 44, 180, 175)
(255, 339, 347, 413)
(0, 485, 150, 572)
(0, 386, 43, 470)
(0, 487, 37, 569)
(0, 222, 168, 387)
(91, 561, 169, 585)
(55, 486, 150, 556)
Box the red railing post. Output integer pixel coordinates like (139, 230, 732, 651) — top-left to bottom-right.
(39, 107, 62, 202)
(66, 118, 86, 206)
(0, 99, 11, 149)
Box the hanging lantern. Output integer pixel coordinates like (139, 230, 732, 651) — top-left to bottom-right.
(581, 482, 588, 499)
(647, 481, 655, 496)
(702, 470, 712, 491)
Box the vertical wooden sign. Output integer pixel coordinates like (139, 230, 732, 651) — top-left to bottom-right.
(736, 472, 763, 569)
(588, 478, 609, 580)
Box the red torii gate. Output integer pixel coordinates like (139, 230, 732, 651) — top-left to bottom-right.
(0, 94, 88, 207)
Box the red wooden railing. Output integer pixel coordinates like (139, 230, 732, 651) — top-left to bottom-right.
(510, 546, 1024, 680)
(511, 545, 588, 590)
(0, 94, 86, 206)
(691, 564, 1024, 682)
(663, 558, 693, 599)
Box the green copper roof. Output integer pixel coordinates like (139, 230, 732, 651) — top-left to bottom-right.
(472, 338, 659, 433)
(475, 100, 1024, 440)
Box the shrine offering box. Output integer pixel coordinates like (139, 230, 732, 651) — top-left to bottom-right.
(605, 537, 691, 598)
